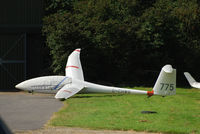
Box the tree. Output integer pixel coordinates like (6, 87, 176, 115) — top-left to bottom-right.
(43, 0, 200, 86)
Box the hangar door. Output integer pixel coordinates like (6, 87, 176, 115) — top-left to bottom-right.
(0, 33, 26, 90)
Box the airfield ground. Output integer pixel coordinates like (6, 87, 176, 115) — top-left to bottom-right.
(0, 92, 63, 132)
(15, 127, 159, 134)
(0, 92, 158, 134)
(47, 87, 200, 134)
(0, 89, 199, 134)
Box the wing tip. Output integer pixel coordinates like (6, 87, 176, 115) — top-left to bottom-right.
(74, 48, 81, 52)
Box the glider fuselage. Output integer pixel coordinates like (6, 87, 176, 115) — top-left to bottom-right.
(15, 76, 147, 95)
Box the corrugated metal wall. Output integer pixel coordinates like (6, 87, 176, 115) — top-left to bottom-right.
(0, 0, 43, 25)
(0, 0, 43, 91)
(0, 34, 26, 89)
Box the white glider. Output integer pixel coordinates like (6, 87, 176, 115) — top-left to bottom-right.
(184, 72, 200, 89)
(15, 48, 176, 100)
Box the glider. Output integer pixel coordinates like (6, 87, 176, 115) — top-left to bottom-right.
(15, 48, 176, 100)
(184, 72, 200, 89)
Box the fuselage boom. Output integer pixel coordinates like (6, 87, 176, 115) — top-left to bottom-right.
(82, 81, 147, 95)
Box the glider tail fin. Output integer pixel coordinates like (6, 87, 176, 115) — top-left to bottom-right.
(151, 65, 176, 97)
(184, 72, 196, 87)
(65, 48, 84, 81)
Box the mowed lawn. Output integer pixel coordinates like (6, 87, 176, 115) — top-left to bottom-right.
(48, 88, 200, 134)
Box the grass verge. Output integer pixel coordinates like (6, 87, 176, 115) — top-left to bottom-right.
(47, 87, 200, 134)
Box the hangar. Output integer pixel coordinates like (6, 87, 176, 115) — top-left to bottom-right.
(0, 0, 44, 91)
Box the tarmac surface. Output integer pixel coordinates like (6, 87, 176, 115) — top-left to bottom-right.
(0, 92, 161, 134)
(0, 92, 63, 132)
(15, 127, 160, 134)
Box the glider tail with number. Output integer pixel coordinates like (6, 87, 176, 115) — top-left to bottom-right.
(152, 65, 176, 97)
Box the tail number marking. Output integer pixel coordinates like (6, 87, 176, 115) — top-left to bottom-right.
(160, 83, 174, 91)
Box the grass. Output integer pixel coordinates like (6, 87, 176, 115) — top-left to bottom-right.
(48, 87, 200, 134)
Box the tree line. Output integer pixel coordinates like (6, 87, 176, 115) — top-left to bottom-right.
(43, 0, 200, 87)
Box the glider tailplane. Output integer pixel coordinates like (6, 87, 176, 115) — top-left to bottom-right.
(184, 72, 196, 87)
(152, 65, 176, 97)
(65, 48, 84, 81)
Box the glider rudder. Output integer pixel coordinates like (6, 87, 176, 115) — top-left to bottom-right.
(151, 65, 176, 97)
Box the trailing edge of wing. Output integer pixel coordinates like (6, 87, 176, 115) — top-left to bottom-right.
(55, 84, 84, 99)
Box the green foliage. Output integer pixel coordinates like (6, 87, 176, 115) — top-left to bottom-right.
(43, 0, 141, 80)
(48, 87, 200, 133)
(136, 0, 200, 85)
(43, 0, 200, 86)
(44, 0, 75, 14)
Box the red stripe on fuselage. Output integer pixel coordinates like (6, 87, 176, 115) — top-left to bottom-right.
(63, 90, 72, 93)
(66, 66, 79, 69)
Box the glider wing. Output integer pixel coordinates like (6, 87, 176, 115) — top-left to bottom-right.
(184, 72, 200, 88)
(55, 83, 84, 99)
(65, 48, 84, 81)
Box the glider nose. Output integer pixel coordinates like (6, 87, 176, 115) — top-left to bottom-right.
(15, 82, 26, 90)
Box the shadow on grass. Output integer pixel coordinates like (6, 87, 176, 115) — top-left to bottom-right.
(72, 94, 124, 99)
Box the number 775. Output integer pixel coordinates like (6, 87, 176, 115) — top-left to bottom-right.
(160, 83, 174, 91)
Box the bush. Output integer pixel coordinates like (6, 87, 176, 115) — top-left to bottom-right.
(43, 0, 200, 86)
